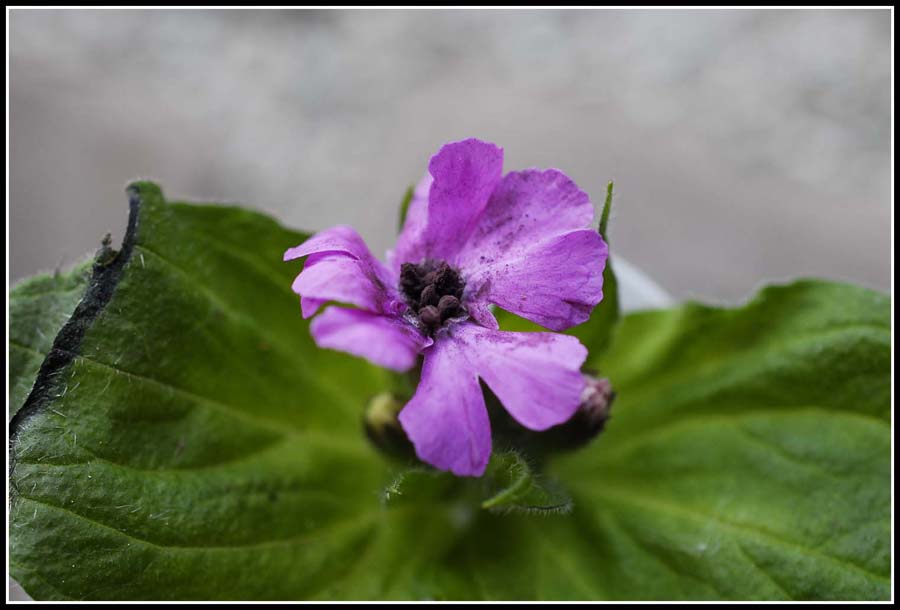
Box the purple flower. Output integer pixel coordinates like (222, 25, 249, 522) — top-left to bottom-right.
(284, 139, 608, 476)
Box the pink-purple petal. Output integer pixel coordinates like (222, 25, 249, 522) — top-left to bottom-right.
(450, 168, 606, 331)
(466, 229, 608, 331)
(458, 169, 595, 269)
(398, 336, 492, 477)
(292, 253, 390, 318)
(309, 306, 430, 372)
(421, 139, 504, 262)
(300, 297, 327, 319)
(387, 173, 432, 271)
(283, 225, 375, 262)
(285, 226, 403, 316)
(465, 301, 499, 330)
(454, 324, 588, 431)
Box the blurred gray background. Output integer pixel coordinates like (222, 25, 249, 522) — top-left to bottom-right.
(9, 9, 892, 303)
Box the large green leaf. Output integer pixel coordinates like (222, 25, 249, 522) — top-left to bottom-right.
(8, 261, 92, 419)
(9, 183, 890, 600)
(549, 280, 891, 600)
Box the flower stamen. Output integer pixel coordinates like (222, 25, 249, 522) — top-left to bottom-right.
(400, 260, 466, 334)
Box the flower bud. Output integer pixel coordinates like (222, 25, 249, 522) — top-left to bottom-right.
(533, 374, 615, 452)
(484, 373, 616, 459)
(575, 375, 615, 438)
(363, 392, 416, 459)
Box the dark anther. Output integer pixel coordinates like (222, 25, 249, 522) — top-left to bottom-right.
(433, 263, 464, 298)
(400, 259, 467, 334)
(400, 262, 422, 288)
(419, 305, 441, 330)
(400, 263, 425, 309)
(419, 284, 438, 307)
(437, 295, 460, 320)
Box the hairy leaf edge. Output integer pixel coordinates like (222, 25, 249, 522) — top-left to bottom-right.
(8, 182, 146, 481)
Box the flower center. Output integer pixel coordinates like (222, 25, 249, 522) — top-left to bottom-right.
(400, 260, 466, 335)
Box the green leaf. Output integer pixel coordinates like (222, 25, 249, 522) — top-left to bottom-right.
(381, 453, 571, 516)
(396, 185, 415, 232)
(381, 466, 458, 506)
(553, 280, 891, 600)
(8, 262, 92, 419)
(9, 183, 890, 600)
(480, 451, 572, 515)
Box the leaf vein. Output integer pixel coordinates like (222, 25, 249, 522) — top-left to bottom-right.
(580, 485, 889, 585)
(18, 495, 378, 552)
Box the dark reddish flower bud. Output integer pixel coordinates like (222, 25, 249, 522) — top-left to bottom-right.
(531, 374, 615, 452)
(577, 375, 615, 436)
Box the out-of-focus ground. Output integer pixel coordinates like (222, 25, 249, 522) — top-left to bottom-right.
(9, 9, 892, 304)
